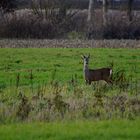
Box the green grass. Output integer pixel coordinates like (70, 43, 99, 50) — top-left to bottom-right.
(0, 120, 140, 140)
(0, 47, 140, 139)
(0, 48, 139, 88)
(0, 48, 140, 123)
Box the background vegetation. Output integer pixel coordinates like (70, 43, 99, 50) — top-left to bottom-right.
(0, 1, 140, 139)
(0, 0, 140, 39)
(0, 40, 139, 124)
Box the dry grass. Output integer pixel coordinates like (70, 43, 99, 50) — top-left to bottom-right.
(0, 39, 140, 48)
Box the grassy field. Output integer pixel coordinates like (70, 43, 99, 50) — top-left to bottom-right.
(0, 46, 140, 122)
(0, 40, 140, 139)
(0, 47, 140, 88)
(0, 119, 140, 140)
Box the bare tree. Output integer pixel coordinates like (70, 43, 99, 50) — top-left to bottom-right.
(87, 0, 95, 24)
(127, 0, 134, 21)
(0, 0, 17, 12)
(87, 0, 95, 38)
(57, 0, 67, 18)
(102, 0, 108, 26)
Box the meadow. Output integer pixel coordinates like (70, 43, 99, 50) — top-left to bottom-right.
(0, 40, 140, 139)
(0, 120, 140, 140)
(0, 47, 140, 87)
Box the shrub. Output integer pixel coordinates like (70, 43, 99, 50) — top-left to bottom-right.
(0, 0, 17, 12)
(103, 20, 140, 39)
(0, 9, 140, 39)
(86, 10, 140, 39)
(0, 3, 77, 39)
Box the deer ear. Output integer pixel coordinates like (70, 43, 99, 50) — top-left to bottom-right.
(81, 54, 85, 59)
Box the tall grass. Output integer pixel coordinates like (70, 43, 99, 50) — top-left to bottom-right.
(0, 75, 140, 124)
(0, 47, 139, 123)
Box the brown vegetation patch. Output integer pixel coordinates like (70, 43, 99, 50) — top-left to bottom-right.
(0, 39, 140, 48)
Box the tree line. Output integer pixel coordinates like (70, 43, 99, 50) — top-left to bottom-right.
(0, 0, 139, 39)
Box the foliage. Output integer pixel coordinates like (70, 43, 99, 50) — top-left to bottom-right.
(67, 31, 85, 39)
(16, 93, 31, 120)
(0, 7, 140, 39)
(0, 0, 17, 12)
(0, 0, 78, 39)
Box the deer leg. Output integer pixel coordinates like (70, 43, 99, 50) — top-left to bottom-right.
(105, 79, 113, 85)
(88, 80, 92, 85)
(85, 80, 91, 85)
(85, 80, 88, 85)
(108, 77, 113, 85)
(108, 79, 113, 85)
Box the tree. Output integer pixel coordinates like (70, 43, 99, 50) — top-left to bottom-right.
(127, 0, 134, 21)
(102, 0, 108, 26)
(87, 0, 95, 38)
(57, 0, 68, 18)
(0, 0, 17, 12)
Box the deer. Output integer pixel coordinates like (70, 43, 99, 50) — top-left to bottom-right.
(81, 54, 113, 85)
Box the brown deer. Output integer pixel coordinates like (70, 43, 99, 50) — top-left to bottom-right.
(81, 54, 112, 85)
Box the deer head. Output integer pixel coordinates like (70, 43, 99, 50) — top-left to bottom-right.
(81, 54, 90, 65)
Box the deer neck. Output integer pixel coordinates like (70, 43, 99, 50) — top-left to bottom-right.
(83, 63, 89, 72)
